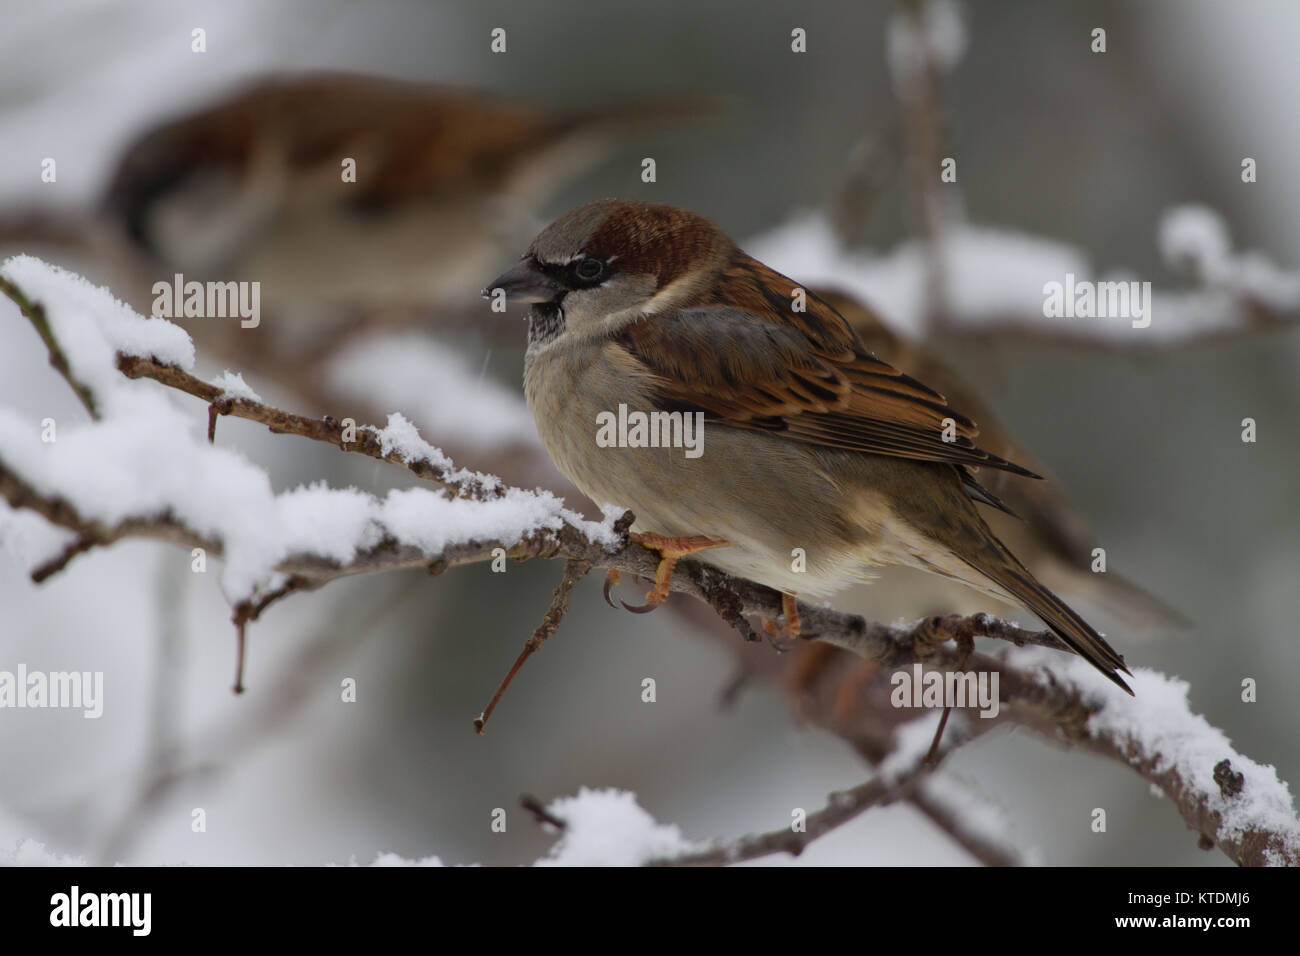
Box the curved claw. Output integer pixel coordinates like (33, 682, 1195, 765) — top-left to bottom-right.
(606, 567, 662, 613)
(603, 569, 622, 609)
(620, 598, 660, 614)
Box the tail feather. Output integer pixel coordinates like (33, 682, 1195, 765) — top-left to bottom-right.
(958, 530, 1134, 695)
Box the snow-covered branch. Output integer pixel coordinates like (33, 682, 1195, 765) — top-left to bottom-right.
(2, 256, 1297, 867)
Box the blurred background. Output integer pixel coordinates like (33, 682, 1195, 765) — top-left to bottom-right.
(1, 0, 1298, 865)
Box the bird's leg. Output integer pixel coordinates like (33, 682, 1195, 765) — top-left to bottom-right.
(761, 592, 803, 648)
(614, 532, 730, 613)
(782, 592, 801, 638)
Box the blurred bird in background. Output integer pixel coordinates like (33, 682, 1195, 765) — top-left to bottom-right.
(4, 72, 714, 389)
(104, 74, 707, 315)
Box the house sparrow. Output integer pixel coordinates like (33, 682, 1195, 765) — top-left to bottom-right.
(487, 199, 1134, 693)
(102, 73, 708, 315)
(812, 286, 1183, 631)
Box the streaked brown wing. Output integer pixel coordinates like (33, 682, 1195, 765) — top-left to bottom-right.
(615, 257, 1038, 477)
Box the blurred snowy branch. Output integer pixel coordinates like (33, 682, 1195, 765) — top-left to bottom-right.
(649, 713, 955, 865)
(749, 208, 1300, 352)
(2, 256, 1297, 867)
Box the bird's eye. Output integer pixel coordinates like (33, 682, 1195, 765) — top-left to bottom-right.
(573, 257, 605, 282)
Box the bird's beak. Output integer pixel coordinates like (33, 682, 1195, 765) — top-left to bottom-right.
(482, 259, 562, 304)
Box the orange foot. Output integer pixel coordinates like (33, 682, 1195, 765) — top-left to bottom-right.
(604, 532, 730, 613)
(761, 592, 803, 644)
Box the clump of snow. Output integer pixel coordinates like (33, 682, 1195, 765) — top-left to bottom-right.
(1157, 203, 1300, 309)
(0, 399, 281, 601)
(1158, 205, 1232, 275)
(276, 482, 385, 563)
(210, 369, 261, 404)
(1, 838, 87, 866)
(2, 255, 195, 380)
(377, 485, 573, 556)
(353, 792, 702, 866)
(1158, 205, 1300, 309)
(370, 412, 502, 496)
(589, 503, 633, 551)
(536, 788, 702, 866)
(328, 332, 538, 453)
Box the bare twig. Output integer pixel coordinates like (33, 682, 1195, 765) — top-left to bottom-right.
(520, 794, 568, 832)
(229, 576, 320, 693)
(651, 757, 938, 865)
(474, 558, 593, 734)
